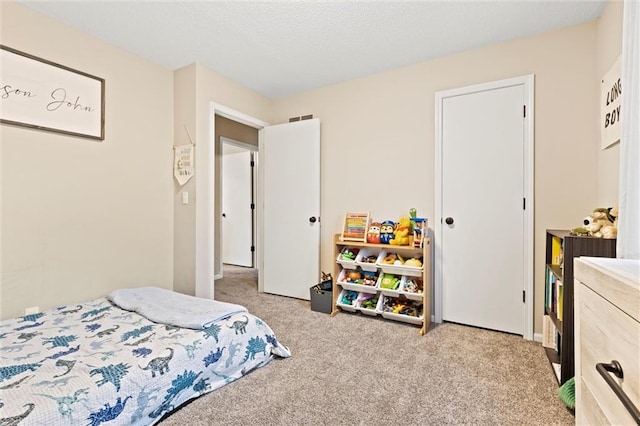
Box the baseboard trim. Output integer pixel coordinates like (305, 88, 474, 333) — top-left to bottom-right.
(533, 333, 542, 343)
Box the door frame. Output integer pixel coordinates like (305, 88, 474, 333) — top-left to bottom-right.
(434, 74, 534, 340)
(195, 102, 269, 297)
(219, 136, 257, 274)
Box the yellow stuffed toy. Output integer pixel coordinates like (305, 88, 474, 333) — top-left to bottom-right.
(389, 216, 411, 246)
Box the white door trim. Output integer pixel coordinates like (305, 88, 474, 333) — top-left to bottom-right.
(434, 74, 535, 340)
(195, 102, 269, 297)
(220, 136, 257, 152)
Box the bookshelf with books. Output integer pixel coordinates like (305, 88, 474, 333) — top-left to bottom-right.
(543, 229, 616, 385)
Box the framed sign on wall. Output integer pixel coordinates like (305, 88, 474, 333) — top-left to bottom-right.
(0, 45, 105, 140)
(600, 55, 622, 150)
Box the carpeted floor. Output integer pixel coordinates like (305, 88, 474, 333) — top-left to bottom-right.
(159, 265, 574, 425)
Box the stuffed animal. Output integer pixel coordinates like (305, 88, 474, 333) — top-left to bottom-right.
(366, 222, 382, 244)
(600, 206, 618, 239)
(389, 216, 411, 246)
(379, 220, 395, 244)
(571, 207, 617, 238)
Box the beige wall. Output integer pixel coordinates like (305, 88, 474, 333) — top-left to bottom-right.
(173, 65, 197, 295)
(597, 1, 623, 206)
(0, 2, 174, 319)
(270, 21, 602, 334)
(173, 63, 271, 297)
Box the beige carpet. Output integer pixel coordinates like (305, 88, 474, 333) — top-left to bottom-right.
(159, 265, 574, 425)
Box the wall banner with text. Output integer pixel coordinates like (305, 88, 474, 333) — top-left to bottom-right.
(601, 55, 622, 149)
(174, 144, 194, 185)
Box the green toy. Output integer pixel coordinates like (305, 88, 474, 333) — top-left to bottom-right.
(558, 376, 575, 409)
(379, 273, 400, 290)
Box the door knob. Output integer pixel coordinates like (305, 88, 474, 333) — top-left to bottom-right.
(445, 217, 454, 225)
(309, 216, 317, 223)
(222, 213, 226, 218)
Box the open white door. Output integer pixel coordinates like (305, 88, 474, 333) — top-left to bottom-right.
(222, 148, 253, 267)
(260, 119, 320, 300)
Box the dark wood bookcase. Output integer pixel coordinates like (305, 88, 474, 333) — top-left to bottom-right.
(544, 229, 616, 385)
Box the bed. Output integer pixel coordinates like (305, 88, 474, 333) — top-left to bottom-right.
(0, 287, 290, 425)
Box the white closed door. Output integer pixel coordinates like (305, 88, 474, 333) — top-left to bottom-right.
(440, 83, 526, 335)
(260, 119, 320, 300)
(222, 148, 253, 267)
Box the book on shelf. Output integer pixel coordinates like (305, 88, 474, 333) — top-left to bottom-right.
(557, 283, 564, 322)
(542, 315, 556, 349)
(551, 236, 563, 265)
(545, 267, 558, 311)
(552, 362, 561, 382)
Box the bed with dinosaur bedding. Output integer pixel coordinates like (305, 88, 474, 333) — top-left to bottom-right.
(0, 287, 290, 425)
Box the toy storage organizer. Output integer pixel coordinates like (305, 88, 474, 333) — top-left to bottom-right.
(331, 233, 432, 335)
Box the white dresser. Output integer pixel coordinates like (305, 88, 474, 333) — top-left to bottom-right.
(574, 257, 640, 425)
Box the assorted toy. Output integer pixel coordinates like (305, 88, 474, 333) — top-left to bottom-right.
(359, 254, 378, 264)
(402, 278, 423, 294)
(361, 270, 378, 286)
(340, 290, 358, 306)
(570, 206, 618, 239)
(358, 294, 379, 310)
(339, 268, 379, 286)
(371, 209, 429, 247)
(404, 258, 423, 267)
(340, 269, 363, 283)
(339, 247, 360, 261)
(382, 298, 423, 318)
(411, 217, 427, 248)
(378, 252, 423, 268)
(381, 253, 398, 265)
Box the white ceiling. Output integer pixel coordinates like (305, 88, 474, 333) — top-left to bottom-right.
(18, 1, 607, 99)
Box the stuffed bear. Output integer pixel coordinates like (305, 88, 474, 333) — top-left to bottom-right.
(389, 216, 411, 246)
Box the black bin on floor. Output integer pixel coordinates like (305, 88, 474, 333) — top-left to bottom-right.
(310, 278, 333, 314)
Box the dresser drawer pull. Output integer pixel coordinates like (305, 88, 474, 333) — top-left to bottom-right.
(596, 360, 640, 424)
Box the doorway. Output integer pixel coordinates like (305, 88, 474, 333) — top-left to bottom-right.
(221, 138, 256, 269)
(199, 104, 320, 301)
(214, 114, 260, 279)
(435, 75, 534, 339)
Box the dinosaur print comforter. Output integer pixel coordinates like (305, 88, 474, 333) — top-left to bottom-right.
(0, 297, 291, 425)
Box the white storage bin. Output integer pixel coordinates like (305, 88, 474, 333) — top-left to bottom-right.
(337, 268, 378, 294)
(336, 247, 360, 269)
(355, 248, 383, 272)
(336, 288, 359, 312)
(380, 295, 423, 325)
(399, 276, 424, 301)
(376, 250, 423, 277)
(355, 292, 382, 316)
